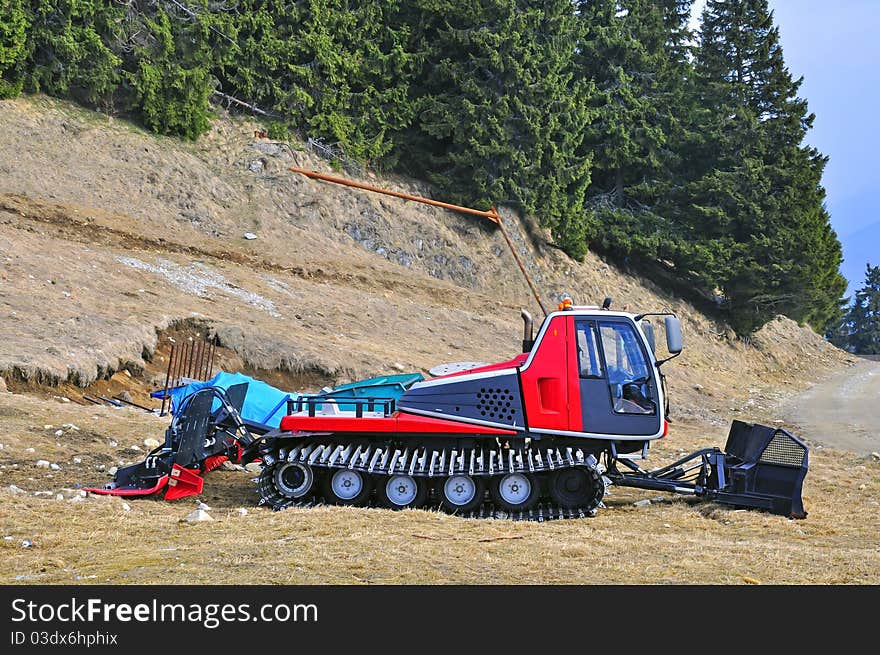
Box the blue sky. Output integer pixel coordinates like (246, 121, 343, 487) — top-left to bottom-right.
(691, 0, 880, 297)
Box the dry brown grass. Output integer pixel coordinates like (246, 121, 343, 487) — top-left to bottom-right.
(1, 393, 877, 585)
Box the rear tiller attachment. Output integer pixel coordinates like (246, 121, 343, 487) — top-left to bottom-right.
(608, 420, 809, 518)
(85, 384, 263, 500)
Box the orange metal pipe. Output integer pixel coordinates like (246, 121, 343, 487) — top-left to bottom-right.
(289, 167, 548, 315)
(289, 167, 500, 223)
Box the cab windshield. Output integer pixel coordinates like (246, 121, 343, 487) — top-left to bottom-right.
(597, 321, 655, 415)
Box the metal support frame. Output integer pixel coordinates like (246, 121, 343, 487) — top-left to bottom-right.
(287, 395, 398, 418)
(607, 447, 719, 496)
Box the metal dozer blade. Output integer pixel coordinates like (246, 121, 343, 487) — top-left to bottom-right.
(609, 420, 809, 518)
(710, 420, 809, 518)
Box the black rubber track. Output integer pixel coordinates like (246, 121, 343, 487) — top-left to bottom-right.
(256, 449, 606, 521)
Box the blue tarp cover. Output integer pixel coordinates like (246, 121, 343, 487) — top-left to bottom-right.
(169, 371, 295, 428)
(168, 371, 424, 429)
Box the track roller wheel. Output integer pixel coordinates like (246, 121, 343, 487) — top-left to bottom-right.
(273, 462, 315, 499)
(439, 475, 485, 513)
(322, 468, 373, 506)
(490, 472, 539, 511)
(547, 466, 604, 509)
(377, 474, 428, 510)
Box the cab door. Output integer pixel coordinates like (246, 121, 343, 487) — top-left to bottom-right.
(576, 319, 660, 437)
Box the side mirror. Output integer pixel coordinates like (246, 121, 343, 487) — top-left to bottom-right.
(640, 321, 656, 353)
(665, 316, 683, 354)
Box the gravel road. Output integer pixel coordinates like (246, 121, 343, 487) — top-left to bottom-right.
(786, 358, 880, 455)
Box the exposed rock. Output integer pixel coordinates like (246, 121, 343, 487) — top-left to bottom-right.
(236, 508, 248, 517)
(130, 445, 141, 452)
(118, 390, 133, 402)
(35, 460, 50, 469)
(25, 447, 35, 453)
(182, 509, 214, 523)
(251, 142, 281, 156)
(243, 232, 258, 240)
(143, 437, 161, 450)
(21, 539, 33, 548)
(49, 463, 61, 471)
(55, 493, 64, 501)
(72, 457, 82, 464)
(121, 503, 131, 512)
(0, 377, 6, 392)
(8, 484, 25, 494)
(245, 462, 262, 474)
(632, 499, 652, 508)
(391, 362, 406, 372)
(197, 501, 212, 511)
(107, 466, 118, 476)
(69, 495, 85, 503)
(871, 452, 880, 461)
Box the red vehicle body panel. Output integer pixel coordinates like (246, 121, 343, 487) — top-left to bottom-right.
(518, 314, 582, 432)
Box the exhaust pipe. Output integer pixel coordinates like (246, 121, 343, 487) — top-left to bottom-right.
(521, 309, 534, 353)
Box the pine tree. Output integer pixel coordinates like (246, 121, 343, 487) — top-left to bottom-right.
(209, 1, 414, 163)
(0, 0, 29, 98)
(22, 0, 123, 107)
(576, 0, 663, 209)
(575, 1, 695, 263)
(125, 3, 216, 140)
(398, 0, 594, 257)
(833, 265, 880, 354)
(679, 0, 846, 333)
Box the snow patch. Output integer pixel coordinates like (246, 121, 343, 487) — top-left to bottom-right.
(115, 256, 280, 317)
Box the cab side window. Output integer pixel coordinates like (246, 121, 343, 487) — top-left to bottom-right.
(576, 322, 604, 378)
